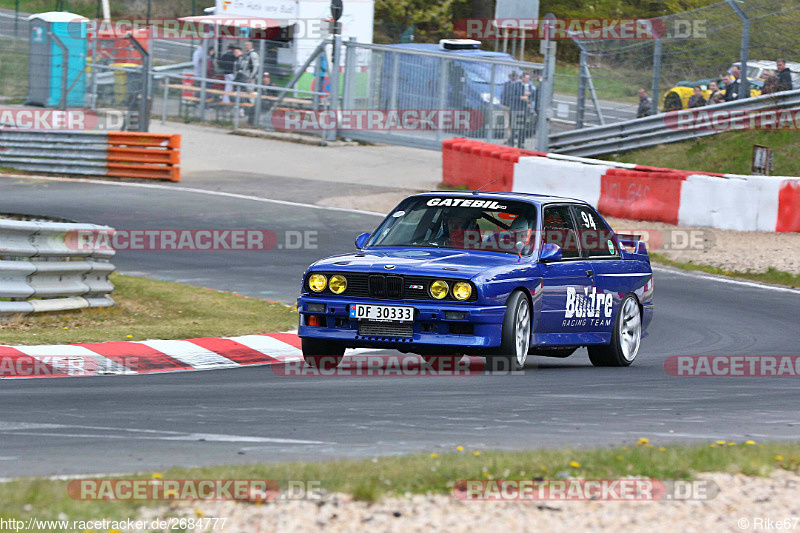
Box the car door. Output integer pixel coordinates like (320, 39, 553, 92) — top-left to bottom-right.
(537, 204, 593, 337)
(570, 204, 650, 339)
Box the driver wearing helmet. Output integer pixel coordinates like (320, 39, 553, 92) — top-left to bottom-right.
(443, 209, 479, 249)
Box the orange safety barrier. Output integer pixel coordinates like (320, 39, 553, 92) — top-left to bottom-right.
(442, 138, 545, 192)
(598, 170, 684, 225)
(106, 132, 181, 182)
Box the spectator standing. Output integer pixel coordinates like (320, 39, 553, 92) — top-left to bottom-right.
(192, 44, 203, 79)
(707, 80, 724, 105)
(501, 72, 526, 148)
(233, 47, 247, 84)
(521, 72, 537, 135)
(242, 40, 260, 87)
(722, 73, 739, 102)
(776, 59, 793, 92)
(205, 47, 216, 79)
(636, 88, 654, 118)
(688, 86, 706, 108)
(762, 70, 778, 95)
(218, 44, 237, 103)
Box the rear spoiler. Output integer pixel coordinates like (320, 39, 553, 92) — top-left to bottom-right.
(617, 233, 649, 259)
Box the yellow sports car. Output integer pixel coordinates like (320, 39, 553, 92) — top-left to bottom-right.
(661, 60, 800, 111)
(662, 79, 761, 111)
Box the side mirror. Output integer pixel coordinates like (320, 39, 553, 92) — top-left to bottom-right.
(355, 232, 371, 249)
(539, 243, 562, 263)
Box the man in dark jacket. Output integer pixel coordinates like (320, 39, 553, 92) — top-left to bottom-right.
(722, 73, 740, 102)
(776, 59, 793, 92)
(636, 88, 654, 118)
(218, 45, 237, 103)
(501, 71, 526, 147)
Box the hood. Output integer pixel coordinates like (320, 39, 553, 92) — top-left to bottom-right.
(310, 247, 523, 279)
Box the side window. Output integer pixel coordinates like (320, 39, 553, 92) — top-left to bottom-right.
(571, 205, 618, 258)
(542, 205, 581, 259)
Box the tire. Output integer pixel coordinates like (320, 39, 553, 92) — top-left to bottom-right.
(588, 294, 642, 367)
(663, 92, 683, 112)
(487, 291, 531, 371)
(302, 338, 345, 369)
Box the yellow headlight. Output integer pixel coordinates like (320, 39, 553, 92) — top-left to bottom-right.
(329, 274, 347, 294)
(309, 274, 327, 292)
(452, 282, 472, 301)
(430, 280, 449, 300)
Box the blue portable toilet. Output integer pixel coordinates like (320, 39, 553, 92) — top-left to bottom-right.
(26, 12, 88, 108)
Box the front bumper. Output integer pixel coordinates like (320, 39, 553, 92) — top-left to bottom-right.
(297, 295, 507, 350)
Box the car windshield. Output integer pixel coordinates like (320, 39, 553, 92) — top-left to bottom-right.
(367, 196, 538, 255)
(463, 62, 517, 85)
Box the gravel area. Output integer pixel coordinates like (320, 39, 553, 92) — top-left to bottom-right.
(604, 217, 800, 276)
(135, 470, 800, 533)
(316, 192, 800, 275)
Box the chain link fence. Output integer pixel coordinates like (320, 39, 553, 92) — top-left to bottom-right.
(567, 0, 800, 127)
(340, 42, 545, 150)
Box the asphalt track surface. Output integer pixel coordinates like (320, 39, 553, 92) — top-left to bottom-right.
(1, 176, 799, 478)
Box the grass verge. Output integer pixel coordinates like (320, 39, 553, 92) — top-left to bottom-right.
(1, 441, 798, 529)
(604, 129, 800, 177)
(650, 253, 800, 289)
(0, 273, 297, 345)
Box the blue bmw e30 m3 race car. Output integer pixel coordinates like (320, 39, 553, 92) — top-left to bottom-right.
(297, 191, 654, 370)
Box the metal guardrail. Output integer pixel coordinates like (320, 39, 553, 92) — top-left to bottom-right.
(0, 131, 110, 177)
(548, 88, 800, 157)
(0, 130, 181, 181)
(0, 218, 116, 317)
(338, 40, 548, 151)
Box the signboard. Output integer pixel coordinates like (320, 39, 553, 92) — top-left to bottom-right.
(215, 0, 298, 19)
(494, 0, 539, 24)
(752, 144, 774, 176)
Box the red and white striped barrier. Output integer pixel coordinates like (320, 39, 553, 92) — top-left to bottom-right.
(0, 333, 303, 378)
(443, 139, 800, 232)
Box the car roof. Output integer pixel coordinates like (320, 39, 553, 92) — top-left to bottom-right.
(732, 60, 800, 70)
(412, 190, 590, 206)
(385, 43, 515, 61)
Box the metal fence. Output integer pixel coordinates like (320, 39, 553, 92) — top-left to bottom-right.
(154, 71, 331, 141)
(568, 0, 800, 127)
(0, 14, 150, 131)
(548, 87, 800, 157)
(0, 217, 116, 317)
(338, 41, 546, 150)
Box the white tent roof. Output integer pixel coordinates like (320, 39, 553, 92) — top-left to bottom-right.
(177, 15, 285, 29)
(28, 11, 88, 23)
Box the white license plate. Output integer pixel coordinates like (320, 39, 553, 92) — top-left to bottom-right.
(349, 304, 414, 322)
